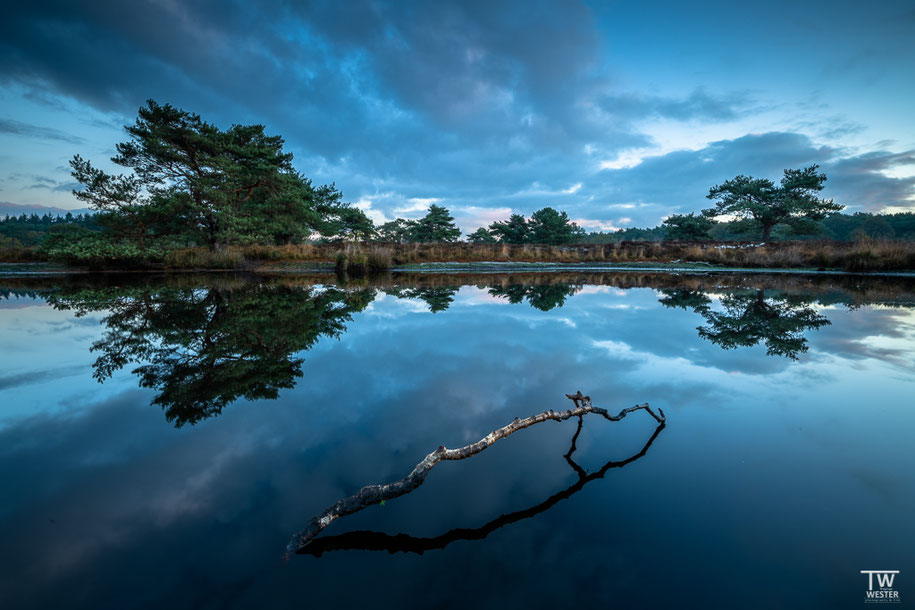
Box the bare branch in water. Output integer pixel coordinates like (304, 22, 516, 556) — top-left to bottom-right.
(287, 392, 666, 556)
(299, 415, 665, 556)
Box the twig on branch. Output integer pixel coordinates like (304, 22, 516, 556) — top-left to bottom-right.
(298, 416, 665, 556)
(286, 391, 665, 556)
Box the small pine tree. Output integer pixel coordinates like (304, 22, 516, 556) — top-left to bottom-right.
(411, 204, 461, 242)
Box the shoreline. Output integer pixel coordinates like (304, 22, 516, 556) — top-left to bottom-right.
(5, 239, 914, 273)
(2, 260, 914, 278)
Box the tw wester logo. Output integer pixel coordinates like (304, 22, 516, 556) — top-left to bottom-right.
(861, 570, 901, 604)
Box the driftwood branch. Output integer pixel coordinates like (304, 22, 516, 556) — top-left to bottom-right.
(287, 392, 665, 556)
(298, 416, 665, 556)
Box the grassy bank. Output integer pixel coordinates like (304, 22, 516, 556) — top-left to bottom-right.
(4, 268, 913, 308)
(1, 239, 913, 272)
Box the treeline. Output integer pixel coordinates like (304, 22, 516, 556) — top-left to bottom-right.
(580, 211, 915, 244)
(466, 208, 585, 245)
(377, 205, 585, 246)
(7, 206, 913, 254)
(375, 204, 461, 243)
(0, 213, 99, 247)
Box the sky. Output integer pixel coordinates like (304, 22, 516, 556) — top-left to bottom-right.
(1, 0, 914, 233)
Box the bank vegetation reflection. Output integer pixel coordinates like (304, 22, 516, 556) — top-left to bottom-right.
(47, 281, 375, 425)
(3, 271, 910, 426)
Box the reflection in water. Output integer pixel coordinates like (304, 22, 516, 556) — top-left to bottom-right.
(299, 413, 666, 556)
(2, 271, 910, 426)
(288, 394, 664, 552)
(659, 288, 831, 359)
(386, 286, 459, 313)
(487, 283, 580, 311)
(45, 281, 375, 426)
(658, 288, 714, 312)
(0, 270, 914, 608)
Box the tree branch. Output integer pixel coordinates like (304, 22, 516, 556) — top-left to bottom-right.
(286, 392, 665, 556)
(298, 416, 666, 556)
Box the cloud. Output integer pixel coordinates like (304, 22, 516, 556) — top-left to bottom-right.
(562, 183, 582, 194)
(573, 218, 623, 232)
(598, 88, 757, 123)
(394, 197, 441, 215)
(352, 199, 390, 226)
(827, 150, 915, 210)
(586, 132, 915, 225)
(0, 365, 87, 390)
(27, 177, 80, 192)
(451, 205, 514, 231)
(0, 1, 912, 230)
(0, 0, 675, 221)
(0, 118, 85, 144)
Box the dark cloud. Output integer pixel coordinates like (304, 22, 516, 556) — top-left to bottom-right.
(583, 133, 914, 224)
(3, 1, 600, 141)
(0, 0, 725, 218)
(0, 1, 912, 228)
(0, 365, 87, 390)
(599, 88, 756, 123)
(26, 177, 80, 193)
(827, 150, 915, 211)
(0, 118, 84, 144)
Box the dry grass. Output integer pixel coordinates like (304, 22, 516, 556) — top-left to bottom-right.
(334, 244, 394, 276)
(669, 239, 915, 271)
(3, 239, 913, 271)
(164, 247, 246, 269)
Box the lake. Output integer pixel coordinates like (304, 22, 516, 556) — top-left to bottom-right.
(1, 270, 913, 609)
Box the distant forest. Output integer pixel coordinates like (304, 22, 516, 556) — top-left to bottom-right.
(580, 211, 915, 244)
(0, 213, 98, 247)
(3, 209, 914, 249)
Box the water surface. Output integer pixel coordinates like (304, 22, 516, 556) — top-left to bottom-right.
(1, 271, 913, 609)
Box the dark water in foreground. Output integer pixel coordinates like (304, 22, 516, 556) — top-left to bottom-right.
(0, 271, 913, 609)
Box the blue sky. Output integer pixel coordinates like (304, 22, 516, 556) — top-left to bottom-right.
(1, 0, 913, 232)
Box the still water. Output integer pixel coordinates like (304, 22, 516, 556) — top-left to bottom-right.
(0, 271, 913, 609)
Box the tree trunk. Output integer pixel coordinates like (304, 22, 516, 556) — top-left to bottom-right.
(761, 224, 773, 242)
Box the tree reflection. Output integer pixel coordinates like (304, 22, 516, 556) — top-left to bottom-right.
(659, 288, 830, 359)
(1, 272, 850, 427)
(298, 414, 665, 556)
(657, 288, 712, 312)
(47, 282, 375, 426)
(487, 283, 580, 311)
(386, 286, 459, 312)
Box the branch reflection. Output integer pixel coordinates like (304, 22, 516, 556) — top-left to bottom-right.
(298, 416, 665, 557)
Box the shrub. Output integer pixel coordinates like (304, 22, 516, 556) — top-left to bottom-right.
(336, 244, 391, 276)
(334, 251, 349, 274)
(241, 244, 284, 261)
(366, 246, 393, 273)
(164, 247, 245, 269)
(335, 246, 367, 275)
(42, 233, 164, 268)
